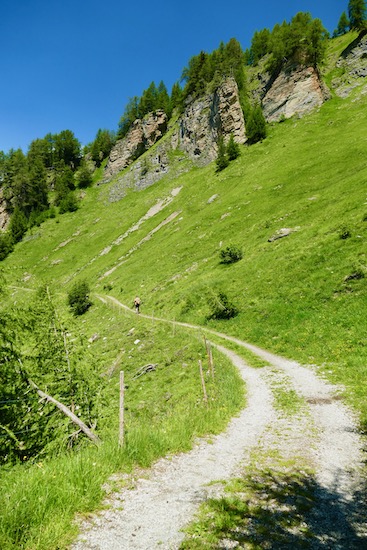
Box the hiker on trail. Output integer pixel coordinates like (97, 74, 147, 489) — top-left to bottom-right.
(134, 296, 141, 314)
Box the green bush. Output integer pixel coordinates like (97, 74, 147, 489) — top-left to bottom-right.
(67, 280, 92, 316)
(0, 233, 14, 261)
(339, 225, 351, 239)
(220, 244, 243, 264)
(59, 193, 79, 214)
(207, 290, 239, 320)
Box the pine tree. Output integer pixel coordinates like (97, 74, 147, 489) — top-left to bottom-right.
(215, 136, 229, 172)
(348, 0, 366, 30)
(9, 207, 28, 243)
(246, 105, 267, 145)
(333, 11, 350, 36)
(227, 133, 240, 160)
(170, 82, 183, 112)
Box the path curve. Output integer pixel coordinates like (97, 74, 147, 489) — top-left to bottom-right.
(73, 296, 366, 549)
(73, 344, 274, 549)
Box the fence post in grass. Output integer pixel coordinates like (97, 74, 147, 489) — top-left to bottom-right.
(209, 344, 215, 380)
(119, 371, 125, 447)
(204, 335, 215, 380)
(199, 360, 208, 405)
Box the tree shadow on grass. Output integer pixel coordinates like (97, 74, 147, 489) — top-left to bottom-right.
(181, 468, 367, 549)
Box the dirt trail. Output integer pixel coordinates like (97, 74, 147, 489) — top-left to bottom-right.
(73, 297, 366, 549)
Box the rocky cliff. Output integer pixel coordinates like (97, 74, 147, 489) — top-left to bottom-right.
(103, 110, 168, 181)
(0, 190, 9, 231)
(332, 31, 367, 97)
(170, 77, 246, 166)
(103, 77, 246, 187)
(261, 63, 331, 123)
(104, 43, 363, 194)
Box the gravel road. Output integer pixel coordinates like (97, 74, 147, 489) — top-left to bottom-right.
(72, 298, 366, 549)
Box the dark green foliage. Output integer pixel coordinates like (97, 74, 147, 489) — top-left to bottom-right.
(339, 226, 351, 239)
(265, 12, 328, 75)
(227, 134, 240, 161)
(25, 157, 49, 216)
(170, 81, 184, 112)
(0, 233, 13, 261)
(54, 164, 75, 206)
(348, 0, 366, 30)
(181, 38, 245, 103)
(216, 136, 229, 172)
(246, 105, 267, 145)
(8, 207, 28, 243)
(118, 96, 140, 138)
(0, 288, 103, 464)
(58, 192, 78, 214)
(76, 162, 93, 189)
(207, 290, 239, 320)
(247, 28, 271, 65)
(220, 244, 243, 264)
(89, 129, 115, 167)
(333, 12, 350, 36)
(118, 80, 172, 139)
(67, 280, 92, 316)
(52, 130, 81, 170)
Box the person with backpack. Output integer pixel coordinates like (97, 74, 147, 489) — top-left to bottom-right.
(133, 296, 141, 314)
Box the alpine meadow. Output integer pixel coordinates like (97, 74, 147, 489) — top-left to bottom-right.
(1, 3, 367, 549)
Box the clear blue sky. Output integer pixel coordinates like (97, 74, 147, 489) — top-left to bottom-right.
(0, 0, 348, 153)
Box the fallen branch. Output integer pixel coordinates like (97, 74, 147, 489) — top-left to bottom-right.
(20, 361, 101, 446)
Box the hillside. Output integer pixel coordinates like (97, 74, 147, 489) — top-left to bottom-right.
(1, 30, 367, 548)
(3, 34, 367, 422)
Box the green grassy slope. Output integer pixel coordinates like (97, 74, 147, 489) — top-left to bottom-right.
(4, 67, 366, 428)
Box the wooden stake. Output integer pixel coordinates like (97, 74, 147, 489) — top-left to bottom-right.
(199, 360, 208, 405)
(204, 335, 215, 380)
(119, 371, 125, 447)
(209, 344, 215, 380)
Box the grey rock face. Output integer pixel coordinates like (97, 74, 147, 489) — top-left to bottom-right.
(333, 32, 367, 97)
(104, 110, 168, 181)
(262, 64, 330, 123)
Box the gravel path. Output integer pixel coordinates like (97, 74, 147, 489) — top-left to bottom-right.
(73, 298, 366, 549)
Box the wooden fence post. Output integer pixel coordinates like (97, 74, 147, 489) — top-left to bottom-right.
(199, 360, 208, 405)
(204, 335, 215, 380)
(119, 371, 125, 447)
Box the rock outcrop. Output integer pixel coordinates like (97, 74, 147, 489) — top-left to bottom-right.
(103, 78, 246, 194)
(262, 64, 331, 123)
(332, 31, 367, 97)
(0, 190, 9, 231)
(104, 110, 168, 180)
(171, 77, 246, 165)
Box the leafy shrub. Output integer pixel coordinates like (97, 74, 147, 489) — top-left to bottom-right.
(207, 290, 239, 320)
(59, 192, 79, 214)
(0, 232, 14, 261)
(220, 244, 243, 264)
(339, 225, 351, 240)
(67, 280, 92, 316)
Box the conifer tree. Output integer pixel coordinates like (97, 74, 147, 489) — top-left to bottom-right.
(348, 0, 366, 30)
(227, 133, 240, 160)
(246, 105, 267, 145)
(216, 136, 229, 172)
(9, 207, 28, 243)
(333, 11, 350, 36)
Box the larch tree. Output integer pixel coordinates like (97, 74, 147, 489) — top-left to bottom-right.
(348, 0, 366, 30)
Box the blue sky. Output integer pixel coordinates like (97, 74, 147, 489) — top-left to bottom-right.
(1, 0, 348, 153)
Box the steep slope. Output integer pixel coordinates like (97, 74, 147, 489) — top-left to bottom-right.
(2, 59, 367, 428)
